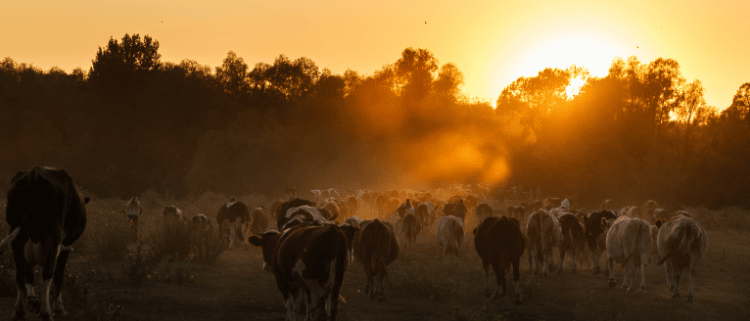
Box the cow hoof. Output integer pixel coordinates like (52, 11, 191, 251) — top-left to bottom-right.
(687, 294, 693, 302)
(608, 278, 616, 287)
(514, 294, 522, 305)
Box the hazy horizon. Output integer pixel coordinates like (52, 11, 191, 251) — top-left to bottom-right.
(2, 0, 748, 109)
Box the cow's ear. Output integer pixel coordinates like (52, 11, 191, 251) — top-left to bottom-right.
(655, 219, 663, 229)
(600, 217, 608, 230)
(247, 235, 264, 247)
(84, 197, 91, 204)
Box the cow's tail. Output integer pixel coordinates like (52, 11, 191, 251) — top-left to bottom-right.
(656, 223, 693, 266)
(0, 227, 21, 256)
(621, 223, 645, 268)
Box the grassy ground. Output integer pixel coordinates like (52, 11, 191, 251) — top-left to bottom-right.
(0, 195, 748, 320)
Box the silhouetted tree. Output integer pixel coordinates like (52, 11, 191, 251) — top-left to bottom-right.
(215, 51, 250, 101)
(395, 48, 438, 101)
(88, 34, 161, 91)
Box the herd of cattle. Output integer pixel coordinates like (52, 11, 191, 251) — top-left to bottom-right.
(0, 167, 709, 321)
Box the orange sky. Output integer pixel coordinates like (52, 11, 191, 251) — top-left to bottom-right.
(2, 0, 748, 109)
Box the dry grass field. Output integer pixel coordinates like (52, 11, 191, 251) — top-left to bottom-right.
(0, 195, 749, 321)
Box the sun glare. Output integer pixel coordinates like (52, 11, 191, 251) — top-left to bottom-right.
(566, 77, 586, 99)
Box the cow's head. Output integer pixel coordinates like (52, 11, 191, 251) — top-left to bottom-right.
(247, 230, 281, 271)
(600, 216, 616, 233)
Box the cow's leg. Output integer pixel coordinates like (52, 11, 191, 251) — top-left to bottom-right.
(512, 257, 522, 304)
(51, 249, 72, 317)
(12, 247, 28, 321)
(378, 272, 386, 302)
(607, 255, 616, 287)
(483, 262, 492, 297)
(557, 246, 566, 274)
(590, 242, 601, 275)
(672, 266, 682, 299)
(39, 238, 60, 321)
(639, 254, 648, 293)
(664, 260, 674, 292)
(571, 242, 578, 274)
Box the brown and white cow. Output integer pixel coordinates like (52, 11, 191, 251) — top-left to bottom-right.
(656, 213, 707, 302)
(163, 204, 184, 221)
(122, 196, 142, 242)
(401, 212, 421, 252)
(473, 216, 526, 303)
(217, 197, 250, 249)
(248, 207, 270, 235)
(557, 213, 585, 274)
(248, 223, 356, 321)
(436, 215, 464, 265)
(584, 210, 618, 274)
(354, 219, 399, 301)
(525, 210, 562, 277)
(276, 198, 331, 231)
(602, 216, 652, 292)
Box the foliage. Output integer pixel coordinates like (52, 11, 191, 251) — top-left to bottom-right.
(1, 33, 749, 209)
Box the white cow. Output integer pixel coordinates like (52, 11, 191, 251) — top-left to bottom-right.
(525, 210, 563, 277)
(602, 216, 652, 292)
(436, 215, 464, 265)
(656, 213, 707, 302)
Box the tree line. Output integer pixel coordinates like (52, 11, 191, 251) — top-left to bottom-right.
(0, 34, 748, 209)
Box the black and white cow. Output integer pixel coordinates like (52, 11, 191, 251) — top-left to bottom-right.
(217, 196, 250, 249)
(0, 166, 88, 321)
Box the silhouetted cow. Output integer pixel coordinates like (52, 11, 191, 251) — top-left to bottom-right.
(0, 166, 89, 321)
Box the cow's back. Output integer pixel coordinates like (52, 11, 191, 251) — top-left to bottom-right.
(6, 166, 87, 244)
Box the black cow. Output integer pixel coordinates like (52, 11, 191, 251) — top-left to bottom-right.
(473, 216, 525, 303)
(0, 166, 88, 321)
(584, 210, 618, 274)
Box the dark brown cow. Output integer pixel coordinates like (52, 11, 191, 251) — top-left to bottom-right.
(473, 216, 526, 303)
(416, 202, 435, 228)
(355, 219, 399, 301)
(557, 213, 585, 274)
(451, 199, 468, 221)
(475, 203, 493, 222)
(248, 223, 356, 321)
(1, 166, 89, 321)
(584, 210, 617, 274)
(401, 212, 421, 252)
